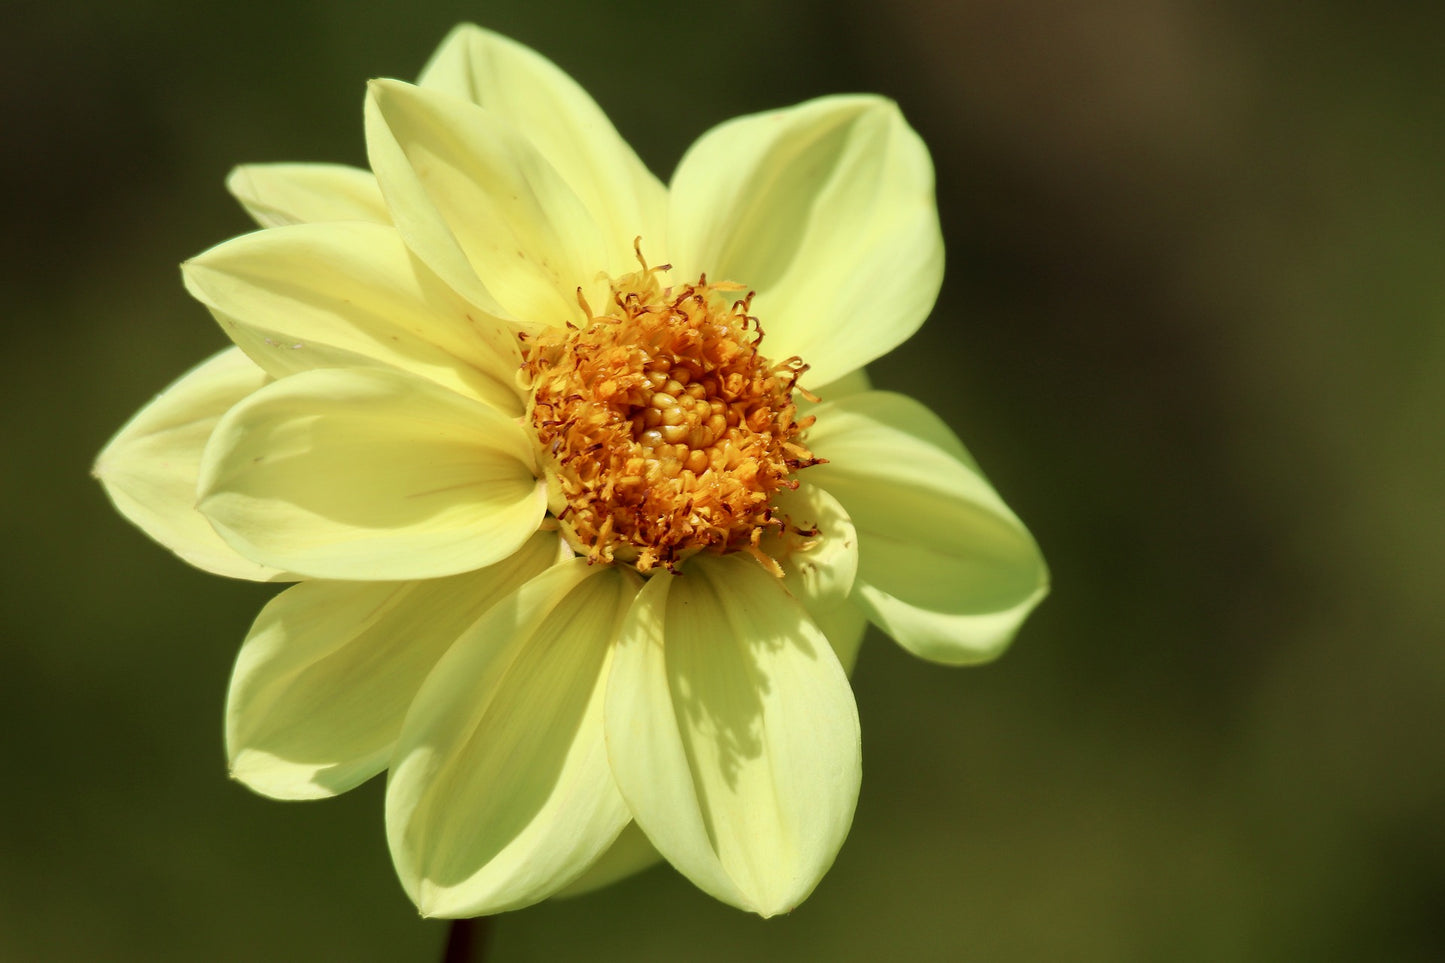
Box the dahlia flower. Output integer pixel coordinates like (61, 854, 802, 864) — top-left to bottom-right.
(95, 24, 1047, 918)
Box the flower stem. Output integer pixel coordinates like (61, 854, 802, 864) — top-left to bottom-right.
(443, 917, 492, 963)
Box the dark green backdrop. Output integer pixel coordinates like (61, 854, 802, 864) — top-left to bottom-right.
(5, 0, 1442, 959)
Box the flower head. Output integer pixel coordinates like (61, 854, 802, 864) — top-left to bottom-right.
(94, 24, 1048, 918)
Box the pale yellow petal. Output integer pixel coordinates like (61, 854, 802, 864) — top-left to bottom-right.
(807, 391, 1048, 665)
(605, 554, 861, 917)
(183, 221, 521, 411)
(417, 25, 666, 257)
(669, 96, 943, 388)
(365, 79, 617, 329)
(805, 366, 872, 412)
(94, 347, 288, 581)
(767, 482, 865, 673)
(226, 163, 390, 228)
(386, 559, 638, 917)
(554, 821, 661, 899)
(770, 481, 858, 612)
(813, 601, 870, 676)
(197, 367, 545, 581)
(226, 532, 562, 800)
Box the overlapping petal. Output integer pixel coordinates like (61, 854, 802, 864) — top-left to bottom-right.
(669, 95, 943, 388)
(554, 821, 661, 898)
(807, 391, 1049, 665)
(771, 482, 858, 614)
(226, 163, 390, 228)
(417, 24, 666, 257)
(365, 79, 621, 329)
(769, 482, 868, 671)
(811, 602, 871, 677)
(94, 347, 288, 581)
(803, 366, 872, 414)
(386, 559, 638, 917)
(183, 221, 520, 410)
(605, 554, 860, 916)
(183, 220, 521, 410)
(197, 367, 545, 581)
(226, 532, 563, 800)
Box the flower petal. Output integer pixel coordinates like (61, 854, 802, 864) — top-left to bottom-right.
(807, 391, 1048, 665)
(813, 601, 870, 677)
(365, 79, 619, 329)
(605, 554, 861, 917)
(197, 367, 545, 581)
(386, 559, 638, 917)
(669, 95, 943, 388)
(226, 532, 563, 800)
(416, 25, 666, 257)
(94, 347, 288, 581)
(804, 366, 872, 413)
(226, 163, 390, 228)
(767, 482, 865, 674)
(770, 481, 858, 613)
(183, 221, 521, 411)
(554, 821, 661, 899)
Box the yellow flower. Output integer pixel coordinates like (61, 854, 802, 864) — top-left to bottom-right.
(94, 25, 1048, 918)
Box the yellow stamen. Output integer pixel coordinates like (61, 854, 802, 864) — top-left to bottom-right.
(523, 247, 819, 574)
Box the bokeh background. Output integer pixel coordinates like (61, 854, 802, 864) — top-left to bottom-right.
(5, 0, 1442, 959)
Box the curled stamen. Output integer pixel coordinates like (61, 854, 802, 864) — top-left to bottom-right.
(523, 253, 819, 575)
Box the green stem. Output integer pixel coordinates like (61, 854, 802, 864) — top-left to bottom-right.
(443, 917, 492, 963)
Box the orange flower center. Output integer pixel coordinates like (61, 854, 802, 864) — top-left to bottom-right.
(523, 250, 819, 574)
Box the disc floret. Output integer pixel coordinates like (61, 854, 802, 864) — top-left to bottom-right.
(523, 249, 820, 574)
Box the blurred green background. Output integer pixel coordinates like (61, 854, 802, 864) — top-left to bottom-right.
(5, 0, 1442, 959)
